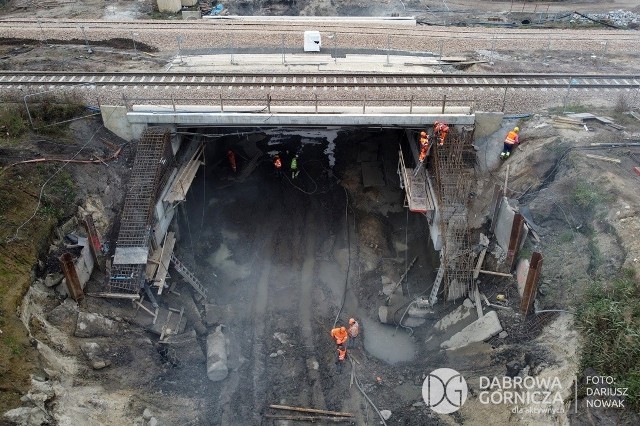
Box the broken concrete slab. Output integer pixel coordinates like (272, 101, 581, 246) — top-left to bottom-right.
(74, 312, 118, 338)
(47, 299, 79, 330)
(434, 303, 473, 332)
(441, 310, 503, 350)
(45, 273, 63, 288)
(207, 325, 228, 382)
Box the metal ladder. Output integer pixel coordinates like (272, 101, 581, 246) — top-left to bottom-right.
(170, 254, 207, 299)
(429, 251, 446, 306)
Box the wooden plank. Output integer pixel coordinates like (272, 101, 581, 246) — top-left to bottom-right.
(268, 405, 353, 417)
(474, 286, 483, 318)
(146, 247, 162, 280)
(154, 232, 176, 295)
(479, 270, 513, 278)
(164, 145, 204, 203)
(585, 153, 621, 163)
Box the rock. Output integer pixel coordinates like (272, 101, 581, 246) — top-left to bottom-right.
(412, 401, 424, 407)
(74, 312, 118, 338)
(149, 417, 158, 426)
(462, 298, 474, 309)
(380, 409, 392, 420)
(142, 409, 153, 420)
(498, 331, 508, 339)
(441, 310, 503, 350)
(407, 306, 433, 318)
(206, 325, 228, 382)
(91, 360, 111, 370)
(2, 407, 48, 425)
(44, 273, 63, 288)
(47, 298, 79, 330)
(273, 332, 289, 344)
(80, 342, 111, 369)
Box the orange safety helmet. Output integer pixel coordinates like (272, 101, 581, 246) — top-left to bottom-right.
(420, 131, 427, 137)
(340, 326, 346, 333)
(349, 318, 356, 325)
(434, 121, 439, 127)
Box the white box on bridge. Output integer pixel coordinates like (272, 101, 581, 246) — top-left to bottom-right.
(303, 31, 322, 52)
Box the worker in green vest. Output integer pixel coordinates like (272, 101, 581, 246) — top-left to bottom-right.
(290, 154, 299, 179)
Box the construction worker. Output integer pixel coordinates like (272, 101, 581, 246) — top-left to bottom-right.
(331, 326, 349, 346)
(273, 154, 282, 177)
(227, 150, 237, 173)
(419, 131, 429, 150)
(290, 154, 299, 179)
(347, 318, 359, 349)
(500, 126, 520, 160)
(335, 344, 347, 373)
(433, 121, 449, 146)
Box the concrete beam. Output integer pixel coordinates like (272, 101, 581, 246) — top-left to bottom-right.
(127, 111, 475, 127)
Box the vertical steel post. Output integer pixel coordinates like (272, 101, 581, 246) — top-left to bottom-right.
(83, 215, 101, 268)
(409, 95, 414, 114)
(441, 94, 447, 114)
(506, 213, 525, 270)
(60, 253, 84, 302)
(520, 252, 543, 316)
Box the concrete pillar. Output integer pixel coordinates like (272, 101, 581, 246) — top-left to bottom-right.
(157, 0, 181, 13)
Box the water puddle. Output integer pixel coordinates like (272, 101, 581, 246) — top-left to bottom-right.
(362, 317, 416, 364)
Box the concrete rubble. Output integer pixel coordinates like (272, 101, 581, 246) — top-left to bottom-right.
(441, 310, 503, 350)
(206, 325, 228, 382)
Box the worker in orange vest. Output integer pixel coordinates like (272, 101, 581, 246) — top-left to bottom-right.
(335, 344, 348, 373)
(500, 127, 520, 160)
(433, 121, 449, 146)
(419, 131, 429, 150)
(347, 318, 359, 349)
(273, 154, 282, 176)
(227, 150, 237, 173)
(330, 326, 349, 346)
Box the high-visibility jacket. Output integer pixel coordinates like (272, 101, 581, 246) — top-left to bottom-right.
(291, 157, 298, 170)
(337, 347, 347, 361)
(348, 322, 359, 338)
(435, 123, 449, 145)
(419, 146, 428, 163)
(331, 327, 348, 345)
(274, 157, 282, 169)
(420, 136, 429, 148)
(505, 131, 519, 145)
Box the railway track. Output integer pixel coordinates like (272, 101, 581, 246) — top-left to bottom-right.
(1, 71, 639, 89)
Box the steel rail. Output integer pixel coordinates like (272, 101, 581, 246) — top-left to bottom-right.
(0, 71, 638, 89)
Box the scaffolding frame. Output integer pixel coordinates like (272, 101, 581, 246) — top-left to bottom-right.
(107, 127, 174, 294)
(431, 127, 476, 301)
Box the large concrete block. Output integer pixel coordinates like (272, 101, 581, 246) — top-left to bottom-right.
(207, 326, 228, 381)
(441, 310, 502, 350)
(182, 10, 201, 20)
(516, 258, 530, 297)
(474, 111, 504, 139)
(157, 0, 181, 13)
(101, 105, 146, 142)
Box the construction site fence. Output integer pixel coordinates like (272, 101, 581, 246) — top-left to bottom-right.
(122, 95, 476, 115)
